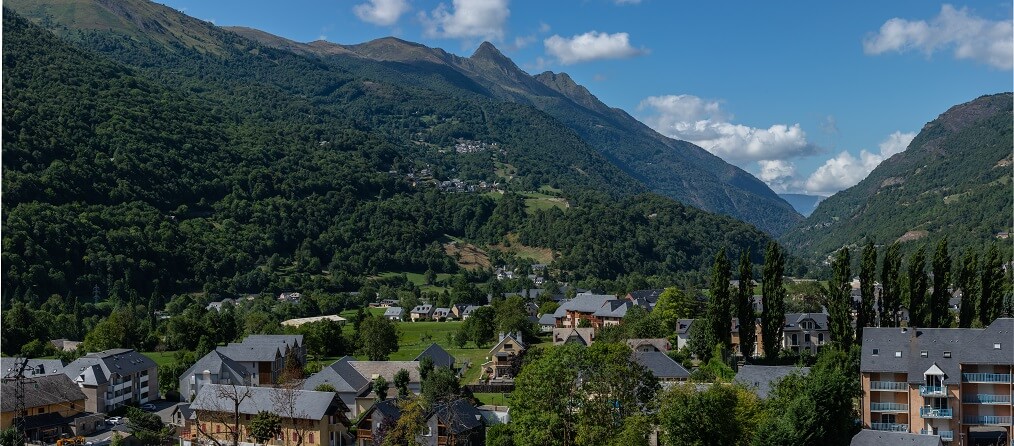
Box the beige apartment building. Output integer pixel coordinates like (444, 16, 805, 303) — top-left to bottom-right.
(860, 319, 1013, 445)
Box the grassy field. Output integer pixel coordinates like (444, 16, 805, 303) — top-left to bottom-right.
(522, 192, 569, 213)
(472, 392, 513, 406)
(141, 351, 178, 367)
(374, 271, 453, 293)
(490, 233, 554, 264)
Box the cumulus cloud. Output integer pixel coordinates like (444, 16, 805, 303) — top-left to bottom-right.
(757, 160, 804, 193)
(805, 131, 916, 195)
(544, 31, 647, 64)
(863, 4, 1013, 70)
(637, 94, 817, 164)
(420, 0, 510, 41)
(354, 0, 411, 26)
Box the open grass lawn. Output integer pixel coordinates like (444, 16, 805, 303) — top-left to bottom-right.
(375, 271, 452, 293)
(141, 351, 178, 367)
(472, 392, 512, 407)
(522, 192, 569, 213)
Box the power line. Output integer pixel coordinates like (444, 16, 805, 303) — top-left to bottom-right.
(3, 358, 37, 443)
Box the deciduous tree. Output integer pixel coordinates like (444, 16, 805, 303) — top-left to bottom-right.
(880, 243, 903, 327)
(737, 250, 757, 359)
(907, 247, 928, 327)
(858, 242, 876, 338)
(761, 242, 787, 358)
(828, 247, 853, 349)
(930, 238, 951, 327)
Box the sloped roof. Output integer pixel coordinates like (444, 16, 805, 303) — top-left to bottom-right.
(860, 326, 978, 383)
(65, 349, 155, 385)
(849, 429, 942, 446)
(411, 305, 433, 314)
(734, 365, 810, 399)
(632, 352, 689, 379)
(538, 313, 557, 326)
(1, 373, 86, 412)
(627, 289, 663, 302)
(181, 350, 250, 384)
(626, 338, 670, 352)
(1, 357, 65, 377)
(783, 313, 828, 331)
(965, 318, 1014, 364)
(433, 399, 483, 434)
(593, 300, 632, 318)
(384, 307, 404, 317)
(559, 294, 616, 313)
(553, 328, 595, 345)
(302, 357, 370, 393)
(415, 344, 455, 369)
(349, 361, 421, 383)
(677, 319, 694, 335)
(217, 343, 281, 362)
(191, 384, 346, 419)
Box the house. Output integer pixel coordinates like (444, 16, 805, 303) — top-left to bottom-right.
(2, 357, 65, 377)
(281, 315, 348, 328)
(551, 293, 632, 328)
(1, 373, 105, 443)
(477, 405, 510, 425)
(523, 302, 540, 318)
(675, 319, 694, 350)
(780, 313, 830, 355)
(213, 335, 305, 386)
(185, 384, 350, 446)
(355, 399, 483, 446)
(378, 299, 398, 308)
(537, 314, 557, 333)
(631, 351, 689, 386)
(206, 298, 234, 312)
(859, 319, 1014, 444)
(734, 365, 811, 399)
(552, 328, 595, 346)
(625, 289, 663, 311)
(384, 307, 405, 321)
(168, 403, 195, 438)
(50, 339, 82, 352)
(411, 305, 435, 322)
(626, 338, 671, 353)
(450, 304, 469, 320)
(415, 344, 455, 370)
(481, 333, 525, 382)
(301, 358, 371, 417)
(850, 429, 943, 446)
(278, 292, 302, 303)
(460, 306, 480, 320)
(63, 349, 159, 413)
(179, 350, 252, 402)
(432, 308, 451, 321)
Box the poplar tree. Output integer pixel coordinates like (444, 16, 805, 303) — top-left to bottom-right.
(879, 243, 902, 327)
(708, 248, 733, 353)
(737, 250, 757, 359)
(858, 242, 876, 340)
(979, 243, 1003, 325)
(956, 249, 978, 328)
(907, 247, 928, 327)
(761, 242, 786, 358)
(930, 238, 951, 327)
(828, 247, 853, 350)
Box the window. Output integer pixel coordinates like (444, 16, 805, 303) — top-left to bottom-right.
(818, 333, 824, 344)
(308, 433, 314, 444)
(504, 343, 513, 350)
(805, 334, 811, 344)
(943, 351, 951, 358)
(293, 432, 298, 442)
(920, 351, 928, 358)
(895, 351, 902, 358)
(994, 343, 1002, 350)
(872, 349, 879, 356)
(791, 334, 798, 345)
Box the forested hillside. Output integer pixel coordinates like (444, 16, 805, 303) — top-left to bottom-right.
(2, 6, 773, 308)
(782, 93, 1013, 260)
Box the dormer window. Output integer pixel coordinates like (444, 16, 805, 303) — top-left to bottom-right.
(994, 343, 1001, 350)
(872, 349, 879, 356)
(920, 351, 928, 358)
(895, 351, 902, 358)
(943, 351, 951, 358)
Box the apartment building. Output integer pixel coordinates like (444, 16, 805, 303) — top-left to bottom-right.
(860, 319, 1013, 445)
(64, 349, 159, 413)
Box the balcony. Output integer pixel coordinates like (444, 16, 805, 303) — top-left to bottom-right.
(963, 394, 1012, 405)
(919, 385, 947, 397)
(919, 407, 953, 419)
(871, 381, 909, 392)
(871, 423, 909, 432)
(962, 373, 1011, 383)
(920, 430, 954, 442)
(964, 415, 1013, 425)
(871, 402, 909, 412)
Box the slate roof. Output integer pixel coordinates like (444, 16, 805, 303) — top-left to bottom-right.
(415, 344, 455, 369)
(302, 357, 370, 393)
(350, 361, 422, 383)
(676, 319, 694, 335)
(243, 334, 302, 350)
(861, 326, 979, 383)
(734, 365, 811, 398)
(181, 350, 250, 383)
(1, 357, 65, 377)
(553, 328, 595, 345)
(411, 305, 433, 315)
(65, 349, 155, 385)
(783, 313, 829, 331)
(558, 294, 616, 313)
(216, 343, 281, 362)
(1, 373, 86, 412)
(593, 300, 632, 318)
(538, 314, 557, 326)
(965, 318, 1014, 364)
(433, 399, 484, 434)
(627, 289, 663, 302)
(191, 384, 346, 419)
(384, 307, 404, 318)
(370, 398, 402, 420)
(626, 338, 670, 352)
(632, 351, 689, 380)
(849, 429, 943, 446)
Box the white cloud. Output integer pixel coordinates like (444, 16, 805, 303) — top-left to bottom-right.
(805, 131, 916, 195)
(637, 94, 816, 163)
(757, 160, 803, 193)
(863, 4, 1013, 70)
(420, 0, 510, 41)
(544, 31, 647, 64)
(354, 0, 411, 26)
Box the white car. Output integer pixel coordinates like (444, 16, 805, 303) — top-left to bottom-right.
(140, 403, 156, 411)
(106, 417, 122, 425)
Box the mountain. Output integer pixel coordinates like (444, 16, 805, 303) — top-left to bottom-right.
(781, 93, 1013, 260)
(224, 32, 804, 235)
(2, 4, 776, 301)
(778, 194, 825, 217)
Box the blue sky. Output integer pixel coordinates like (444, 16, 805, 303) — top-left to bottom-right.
(156, 0, 1012, 196)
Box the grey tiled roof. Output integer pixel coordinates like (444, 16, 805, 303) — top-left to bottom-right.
(415, 344, 455, 368)
(181, 350, 250, 383)
(1, 357, 65, 377)
(350, 361, 421, 383)
(965, 318, 1014, 364)
(783, 313, 828, 331)
(384, 307, 404, 317)
(677, 319, 694, 335)
(217, 343, 281, 362)
(1, 373, 85, 412)
(538, 314, 557, 326)
(191, 384, 346, 419)
(433, 399, 483, 434)
(632, 351, 689, 379)
(64, 349, 155, 385)
(302, 357, 370, 393)
(411, 305, 433, 314)
(593, 300, 632, 318)
(559, 294, 616, 313)
(626, 289, 663, 302)
(734, 365, 810, 399)
(849, 429, 942, 446)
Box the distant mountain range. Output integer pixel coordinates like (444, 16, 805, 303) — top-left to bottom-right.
(778, 194, 825, 217)
(782, 93, 1013, 259)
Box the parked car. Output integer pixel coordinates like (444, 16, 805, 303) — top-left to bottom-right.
(140, 403, 156, 411)
(105, 417, 122, 425)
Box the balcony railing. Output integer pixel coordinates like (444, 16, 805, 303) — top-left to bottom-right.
(963, 394, 1012, 405)
(919, 407, 953, 418)
(871, 423, 909, 432)
(919, 385, 947, 397)
(962, 373, 1012, 383)
(920, 430, 954, 441)
(871, 381, 909, 391)
(871, 402, 909, 412)
(964, 415, 1013, 425)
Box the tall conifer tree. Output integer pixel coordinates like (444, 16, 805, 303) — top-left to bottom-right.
(858, 242, 877, 339)
(930, 238, 951, 327)
(907, 247, 928, 327)
(880, 243, 902, 327)
(828, 247, 853, 349)
(737, 250, 756, 359)
(761, 242, 786, 358)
